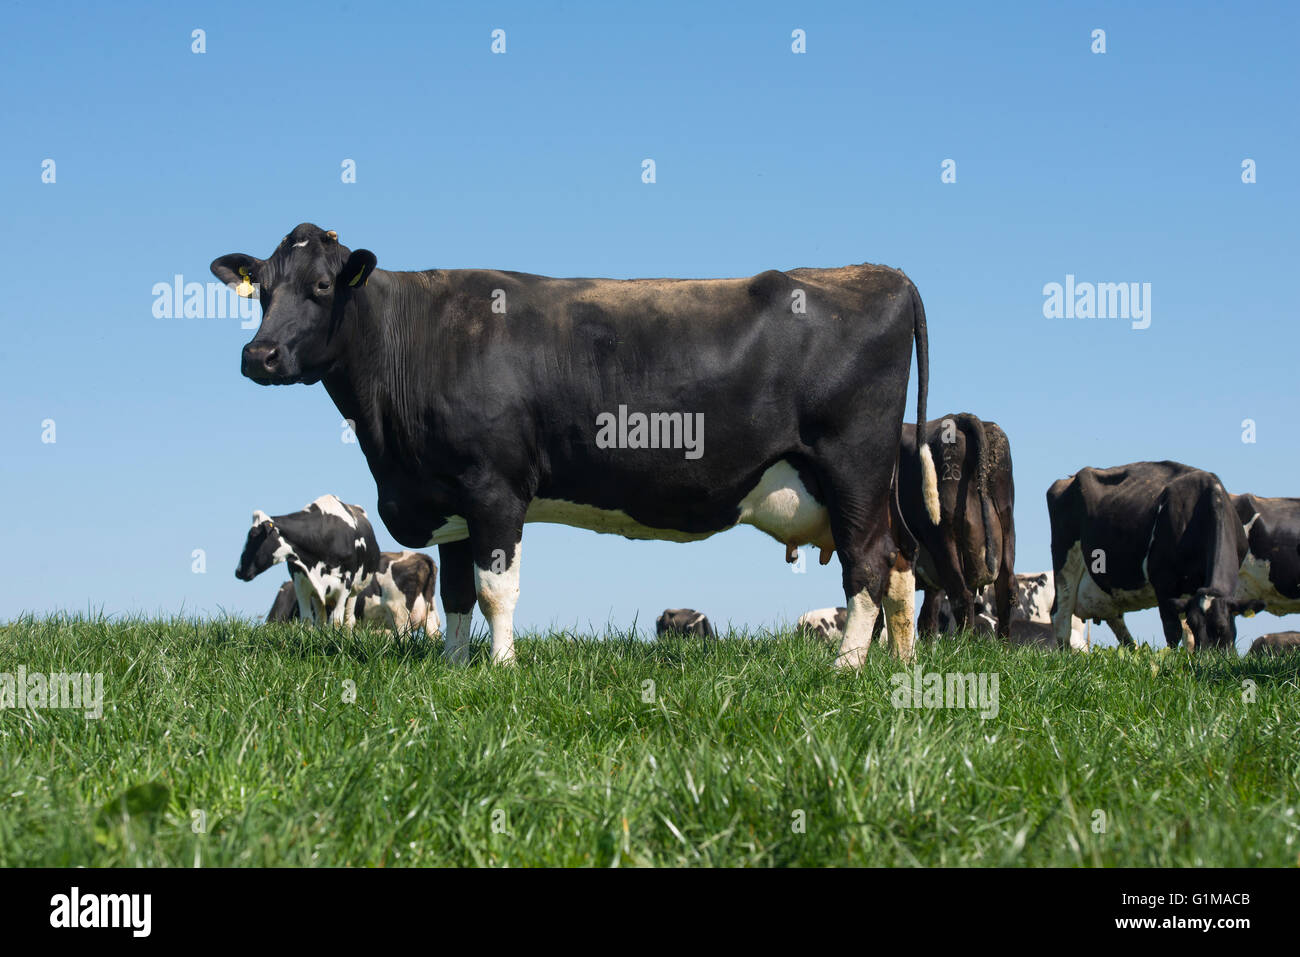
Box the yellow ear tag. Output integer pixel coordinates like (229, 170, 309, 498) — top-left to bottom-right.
(236, 266, 255, 298)
(1244, 609, 1256, 618)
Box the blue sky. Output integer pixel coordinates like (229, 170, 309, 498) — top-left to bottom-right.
(3, 1, 1297, 649)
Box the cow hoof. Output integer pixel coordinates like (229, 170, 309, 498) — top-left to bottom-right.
(834, 645, 869, 670)
(443, 644, 474, 665)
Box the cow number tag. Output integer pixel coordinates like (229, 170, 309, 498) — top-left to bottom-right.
(236, 266, 255, 298)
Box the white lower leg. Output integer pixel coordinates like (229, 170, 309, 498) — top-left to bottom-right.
(442, 611, 474, 663)
(835, 587, 881, 670)
(476, 543, 520, 665)
(1053, 547, 1085, 651)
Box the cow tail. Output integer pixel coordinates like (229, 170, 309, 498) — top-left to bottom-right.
(956, 413, 1000, 581)
(422, 556, 439, 632)
(909, 277, 940, 525)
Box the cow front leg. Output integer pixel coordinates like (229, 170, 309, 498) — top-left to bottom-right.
(439, 540, 475, 663)
(1106, 615, 1136, 648)
(1051, 547, 1086, 651)
(470, 512, 525, 666)
(917, 589, 941, 638)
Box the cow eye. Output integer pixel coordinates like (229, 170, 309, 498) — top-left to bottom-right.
(316, 279, 332, 293)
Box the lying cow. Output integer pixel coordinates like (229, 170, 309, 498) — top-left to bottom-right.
(1047, 461, 1263, 651)
(797, 607, 847, 644)
(216, 223, 938, 668)
(1232, 494, 1300, 616)
(236, 494, 379, 628)
(265, 550, 439, 634)
(901, 414, 1017, 638)
(1247, 632, 1300, 656)
(931, 572, 1090, 647)
(656, 608, 715, 638)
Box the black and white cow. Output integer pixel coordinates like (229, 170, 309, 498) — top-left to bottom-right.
(1047, 461, 1264, 651)
(655, 608, 715, 638)
(933, 572, 1090, 647)
(214, 223, 938, 667)
(266, 550, 440, 636)
(1247, 632, 1300, 655)
(796, 607, 847, 644)
(357, 551, 440, 634)
(896, 414, 1017, 638)
(1232, 494, 1300, 616)
(236, 494, 380, 627)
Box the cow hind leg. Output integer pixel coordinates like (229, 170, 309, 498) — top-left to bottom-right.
(882, 556, 917, 661)
(1051, 547, 1086, 651)
(823, 474, 897, 669)
(439, 540, 476, 663)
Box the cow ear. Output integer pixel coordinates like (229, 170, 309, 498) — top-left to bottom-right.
(1233, 599, 1266, 618)
(1168, 596, 1191, 615)
(340, 249, 377, 289)
(211, 253, 264, 289)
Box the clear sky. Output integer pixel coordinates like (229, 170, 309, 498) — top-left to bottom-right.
(3, 1, 1297, 650)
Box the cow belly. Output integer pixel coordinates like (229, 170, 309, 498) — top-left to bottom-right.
(1074, 573, 1156, 619)
(524, 460, 832, 548)
(525, 498, 716, 542)
(1237, 555, 1300, 613)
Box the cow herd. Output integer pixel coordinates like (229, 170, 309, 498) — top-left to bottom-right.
(215, 225, 1300, 663)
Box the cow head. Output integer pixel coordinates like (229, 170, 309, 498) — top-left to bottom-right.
(235, 510, 291, 581)
(1173, 592, 1267, 649)
(212, 223, 377, 385)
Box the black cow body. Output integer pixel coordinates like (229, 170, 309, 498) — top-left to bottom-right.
(236, 494, 380, 627)
(655, 608, 714, 638)
(214, 224, 938, 667)
(1047, 461, 1261, 651)
(1232, 494, 1300, 616)
(899, 414, 1016, 638)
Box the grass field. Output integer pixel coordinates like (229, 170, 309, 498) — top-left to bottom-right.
(1, 615, 1298, 867)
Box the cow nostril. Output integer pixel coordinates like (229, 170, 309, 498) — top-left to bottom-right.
(263, 348, 280, 369)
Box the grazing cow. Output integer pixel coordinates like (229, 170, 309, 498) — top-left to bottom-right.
(1247, 632, 1300, 656)
(235, 494, 379, 627)
(1231, 494, 1300, 616)
(796, 607, 847, 644)
(656, 608, 715, 638)
(1047, 462, 1264, 651)
(264, 551, 439, 635)
(215, 223, 938, 668)
(897, 414, 1016, 638)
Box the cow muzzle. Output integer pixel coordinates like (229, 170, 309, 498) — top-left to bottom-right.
(242, 341, 284, 383)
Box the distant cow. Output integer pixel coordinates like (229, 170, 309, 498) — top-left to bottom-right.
(1232, 494, 1300, 617)
(1047, 462, 1264, 651)
(265, 550, 438, 634)
(267, 581, 299, 622)
(902, 414, 1016, 638)
(933, 572, 1089, 647)
(797, 607, 847, 644)
(1247, 632, 1300, 656)
(236, 494, 379, 628)
(656, 609, 715, 638)
(357, 550, 440, 634)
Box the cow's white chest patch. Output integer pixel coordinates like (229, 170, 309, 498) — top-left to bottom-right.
(1075, 569, 1157, 618)
(427, 516, 469, 545)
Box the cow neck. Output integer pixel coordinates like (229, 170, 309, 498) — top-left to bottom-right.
(323, 269, 435, 466)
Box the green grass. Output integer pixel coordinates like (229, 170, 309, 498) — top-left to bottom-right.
(1, 615, 1298, 866)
